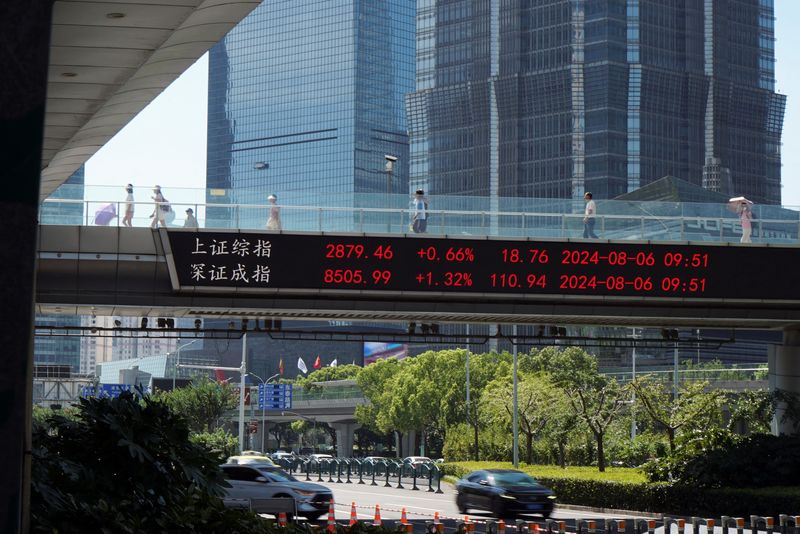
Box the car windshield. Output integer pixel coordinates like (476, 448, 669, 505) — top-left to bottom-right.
(491, 472, 539, 487)
(257, 467, 297, 482)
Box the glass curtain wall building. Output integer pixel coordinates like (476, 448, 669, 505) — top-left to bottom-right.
(206, 0, 415, 229)
(406, 0, 785, 205)
(35, 165, 84, 372)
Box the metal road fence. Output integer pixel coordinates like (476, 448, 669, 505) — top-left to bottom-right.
(40, 188, 800, 245)
(273, 457, 445, 494)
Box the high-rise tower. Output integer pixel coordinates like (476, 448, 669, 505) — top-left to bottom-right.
(206, 0, 415, 228)
(407, 0, 785, 204)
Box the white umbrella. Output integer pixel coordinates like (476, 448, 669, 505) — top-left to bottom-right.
(727, 196, 753, 213)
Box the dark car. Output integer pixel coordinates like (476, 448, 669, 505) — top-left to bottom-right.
(455, 469, 556, 518)
(221, 463, 333, 520)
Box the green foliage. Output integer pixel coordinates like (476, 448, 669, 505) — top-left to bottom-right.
(646, 433, 800, 488)
(642, 426, 738, 482)
(190, 428, 239, 462)
(33, 404, 79, 424)
(295, 364, 361, 391)
(442, 424, 511, 462)
(153, 376, 237, 433)
(31, 390, 269, 533)
(630, 376, 725, 452)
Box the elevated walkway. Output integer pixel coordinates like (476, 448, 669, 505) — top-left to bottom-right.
(36, 225, 800, 329)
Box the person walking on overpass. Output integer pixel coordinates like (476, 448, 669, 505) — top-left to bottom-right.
(266, 194, 282, 231)
(184, 207, 198, 229)
(150, 185, 169, 228)
(412, 189, 428, 233)
(122, 183, 134, 227)
(583, 191, 598, 239)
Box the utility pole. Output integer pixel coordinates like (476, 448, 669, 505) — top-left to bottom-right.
(512, 324, 519, 467)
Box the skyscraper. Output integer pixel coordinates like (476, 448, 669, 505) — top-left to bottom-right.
(35, 165, 85, 373)
(407, 0, 785, 204)
(206, 0, 415, 228)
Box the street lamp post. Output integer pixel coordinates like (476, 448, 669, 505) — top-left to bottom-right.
(384, 155, 397, 231)
(282, 410, 317, 452)
(172, 339, 200, 390)
(249, 372, 280, 453)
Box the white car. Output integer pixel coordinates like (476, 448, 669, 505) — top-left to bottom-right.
(309, 453, 334, 462)
(221, 463, 333, 520)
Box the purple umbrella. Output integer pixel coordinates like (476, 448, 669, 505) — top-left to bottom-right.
(94, 203, 117, 225)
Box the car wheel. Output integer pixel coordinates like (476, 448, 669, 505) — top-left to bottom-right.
(456, 493, 468, 514)
(490, 496, 507, 518)
(303, 513, 324, 521)
(541, 512, 551, 520)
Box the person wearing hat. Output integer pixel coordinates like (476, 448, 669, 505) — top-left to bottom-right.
(266, 194, 282, 231)
(122, 183, 134, 227)
(412, 189, 427, 233)
(184, 207, 198, 229)
(150, 185, 169, 228)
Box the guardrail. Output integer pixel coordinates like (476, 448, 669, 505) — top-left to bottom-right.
(273, 457, 444, 494)
(39, 196, 800, 245)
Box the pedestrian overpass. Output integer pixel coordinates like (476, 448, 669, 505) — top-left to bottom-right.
(36, 224, 800, 329)
(35, 206, 800, 434)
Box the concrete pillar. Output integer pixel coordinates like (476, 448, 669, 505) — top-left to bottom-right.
(1, 2, 53, 532)
(331, 422, 360, 457)
(402, 430, 416, 457)
(769, 328, 800, 435)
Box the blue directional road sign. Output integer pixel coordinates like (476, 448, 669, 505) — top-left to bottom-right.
(80, 383, 140, 398)
(257, 383, 292, 410)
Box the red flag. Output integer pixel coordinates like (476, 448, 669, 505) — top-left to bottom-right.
(278, 358, 284, 375)
(313, 355, 322, 369)
(214, 369, 226, 382)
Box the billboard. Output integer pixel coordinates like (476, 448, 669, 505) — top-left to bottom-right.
(363, 342, 408, 365)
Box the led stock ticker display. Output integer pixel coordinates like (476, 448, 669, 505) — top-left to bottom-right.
(167, 231, 799, 302)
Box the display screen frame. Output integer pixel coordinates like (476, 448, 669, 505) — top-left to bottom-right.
(162, 229, 800, 306)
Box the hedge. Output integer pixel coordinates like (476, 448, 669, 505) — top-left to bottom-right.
(442, 463, 800, 517)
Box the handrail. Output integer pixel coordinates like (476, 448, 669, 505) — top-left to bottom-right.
(39, 196, 800, 245)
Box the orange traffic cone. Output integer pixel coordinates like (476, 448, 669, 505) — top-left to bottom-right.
(349, 501, 358, 527)
(278, 512, 288, 527)
(327, 499, 336, 533)
(401, 507, 409, 525)
(373, 504, 382, 527)
(498, 519, 506, 534)
(434, 511, 443, 533)
(531, 523, 540, 534)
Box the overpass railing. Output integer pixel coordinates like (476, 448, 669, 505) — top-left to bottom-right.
(39, 191, 800, 244)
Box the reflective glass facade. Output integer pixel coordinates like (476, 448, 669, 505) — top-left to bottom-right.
(407, 0, 785, 204)
(206, 0, 415, 228)
(36, 165, 84, 372)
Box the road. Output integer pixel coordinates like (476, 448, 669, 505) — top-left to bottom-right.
(319, 479, 652, 525)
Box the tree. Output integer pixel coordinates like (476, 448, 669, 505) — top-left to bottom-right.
(153, 376, 238, 433)
(481, 372, 565, 463)
(630, 376, 725, 453)
(268, 421, 297, 451)
(532, 346, 628, 471)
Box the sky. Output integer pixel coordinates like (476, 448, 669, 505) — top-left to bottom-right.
(87, 1, 800, 207)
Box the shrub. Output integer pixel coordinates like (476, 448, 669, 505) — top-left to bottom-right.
(31, 390, 269, 533)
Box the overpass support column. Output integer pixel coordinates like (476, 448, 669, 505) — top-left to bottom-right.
(331, 422, 360, 457)
(770, 328, 800, 435)
(1, 2, 53, 533)
(402, 431, 417, 457)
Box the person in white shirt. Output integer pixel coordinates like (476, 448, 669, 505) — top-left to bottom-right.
(583, 192, 598, 238)
(122, 184, 134, 227)
(412, 189, 427, 233)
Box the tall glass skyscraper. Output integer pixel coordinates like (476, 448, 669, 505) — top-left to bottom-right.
(206, 0, 415, 228)
(407, 0, 785, 204)
(36, 165, 85, 373)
